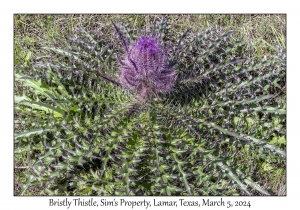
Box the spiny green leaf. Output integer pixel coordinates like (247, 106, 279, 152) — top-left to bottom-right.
(15, 96, 64, 117)
(14, 127, 55, 141)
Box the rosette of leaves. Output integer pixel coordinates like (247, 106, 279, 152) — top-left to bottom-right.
(14, 18, 286, 196)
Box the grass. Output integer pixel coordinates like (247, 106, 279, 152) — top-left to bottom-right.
(14, 14, 286, 196)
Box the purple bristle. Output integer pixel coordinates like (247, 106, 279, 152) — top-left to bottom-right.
(118, 35, 177, 100)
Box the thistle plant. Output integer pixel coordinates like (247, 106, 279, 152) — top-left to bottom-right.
(14, 18, 286, 196)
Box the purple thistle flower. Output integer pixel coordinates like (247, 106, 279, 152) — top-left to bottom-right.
(137, 36, 158, 54)
(118, 35, 177, 100)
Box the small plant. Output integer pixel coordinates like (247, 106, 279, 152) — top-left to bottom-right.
(14, 18, 286, 196)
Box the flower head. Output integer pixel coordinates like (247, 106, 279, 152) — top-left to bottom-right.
(137, 36, 158, 54)
(118, 35, 177, 100)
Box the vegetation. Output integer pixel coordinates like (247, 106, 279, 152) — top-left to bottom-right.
(14, 14, 286, 196)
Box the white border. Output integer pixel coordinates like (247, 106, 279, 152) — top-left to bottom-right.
(2, 0, 299, 209)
